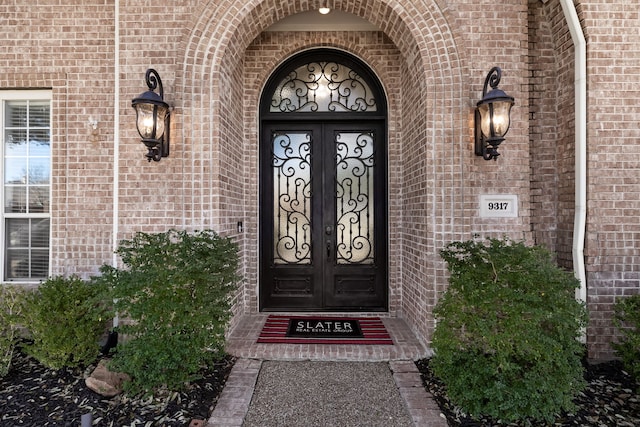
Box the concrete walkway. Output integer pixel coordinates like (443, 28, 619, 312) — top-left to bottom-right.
(204, 315, 448, 427)
(207, 359, 446, 426)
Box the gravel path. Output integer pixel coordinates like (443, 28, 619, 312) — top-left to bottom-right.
(242, 361, 414, 427)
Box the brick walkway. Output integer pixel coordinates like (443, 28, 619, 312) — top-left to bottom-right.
(206, 315, 447, 426)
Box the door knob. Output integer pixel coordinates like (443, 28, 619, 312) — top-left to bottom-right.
(325, 226, 333, 235)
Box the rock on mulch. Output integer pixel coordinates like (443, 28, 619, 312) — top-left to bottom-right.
(0, 348, 234, 426)
(416, 358, 640, 426)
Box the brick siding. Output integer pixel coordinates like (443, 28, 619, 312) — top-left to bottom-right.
(579, 0, 640, 359)
(1, 0, 638, 359)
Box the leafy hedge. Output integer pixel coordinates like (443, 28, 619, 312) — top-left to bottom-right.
(97, 229, 239, 395)
(432, 238, 588, 423)
(21, 276, 110, 370)
(612, 294, 640, 384)
(0, 287, 25, 377)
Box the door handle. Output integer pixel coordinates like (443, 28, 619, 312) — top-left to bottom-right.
(325, 226, 333, 235)
(326, 240, 331, 260)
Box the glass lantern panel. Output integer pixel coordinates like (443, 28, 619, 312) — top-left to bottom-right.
(479, 101, 512, 138)
(135, 104, 156, 139)
(154, 105, 168, 138)
(478, 103, 492, 138)
(490, 101, 512, 137)
(136, 104, 167, 140)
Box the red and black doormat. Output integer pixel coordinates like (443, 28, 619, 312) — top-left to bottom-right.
(257, 315, 393, 345)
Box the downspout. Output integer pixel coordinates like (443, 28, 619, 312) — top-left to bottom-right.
(112, 0, 121, 329)
(559, 0, 587, 304)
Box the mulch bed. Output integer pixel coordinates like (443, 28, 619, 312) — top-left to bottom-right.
(3, 346, 639, 427)
(416, 357, 640, 426)
(0, 348, 235, 426)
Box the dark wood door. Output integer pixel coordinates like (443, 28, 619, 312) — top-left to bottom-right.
(260, 121, 387, 310)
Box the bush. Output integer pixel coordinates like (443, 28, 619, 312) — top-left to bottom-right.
(98, 229, 239, 395)
(431, 238, 588, 423)
(612, 294, 640, 384)
(0, 286, 25, 377)
(21, 276, 110, 370)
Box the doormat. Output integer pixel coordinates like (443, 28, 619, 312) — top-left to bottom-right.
(257, 315, 393, 345)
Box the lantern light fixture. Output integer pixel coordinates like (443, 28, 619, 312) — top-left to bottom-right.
(132, 69, 171, 162)
(474, 67, 514, 161)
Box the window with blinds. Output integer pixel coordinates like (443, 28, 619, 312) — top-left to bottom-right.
(1, 91, 51, 281)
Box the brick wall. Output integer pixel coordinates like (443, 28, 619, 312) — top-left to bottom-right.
(1, 0, 636, 359)
(529, 0, 640, 359)
(551, 0, 579, 271)
(527, 0, 578, 269)
(0, 1, 117, 277)
(458, 0, 532, 242)
(117, 0, 193, 237)
(528, 0, 561, 255)
(579, 0, 640, 359)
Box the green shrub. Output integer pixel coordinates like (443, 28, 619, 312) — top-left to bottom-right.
(0, 286, 25, 377)
(612, 294, 640, 384)
(21, 276, 110, 370)
(98, 229, 239, 395)
(431, 238, 588, 423)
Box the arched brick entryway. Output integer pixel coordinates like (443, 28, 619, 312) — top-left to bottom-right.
(177, 0, 469, 347)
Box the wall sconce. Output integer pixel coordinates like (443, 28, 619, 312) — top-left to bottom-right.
(131, 69, 171, 162)
(474, 67, 514, 161)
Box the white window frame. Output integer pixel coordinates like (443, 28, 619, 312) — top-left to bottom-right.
(0, 90, 52, 283)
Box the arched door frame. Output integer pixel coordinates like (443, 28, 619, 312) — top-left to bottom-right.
(259, 48, 389, 311)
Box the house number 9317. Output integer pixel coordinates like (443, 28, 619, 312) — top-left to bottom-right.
(488, 202, 509, 210)
(479, 195, 518, 218)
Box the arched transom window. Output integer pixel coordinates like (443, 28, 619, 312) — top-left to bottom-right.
(262, 49, 386, 117)
(270, 61, 377, 113)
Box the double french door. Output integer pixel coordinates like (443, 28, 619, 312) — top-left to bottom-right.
(260, 121, 387, 310)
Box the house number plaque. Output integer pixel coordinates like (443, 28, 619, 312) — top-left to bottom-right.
(479, 195, 518, 218)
